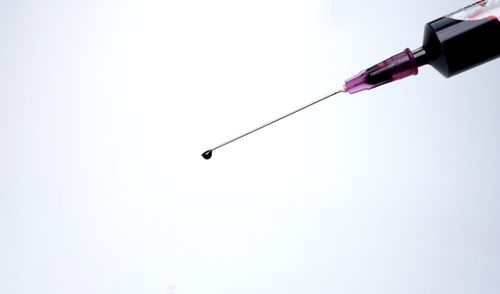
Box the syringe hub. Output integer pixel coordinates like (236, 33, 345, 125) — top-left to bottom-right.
(344, 48, 419, 94)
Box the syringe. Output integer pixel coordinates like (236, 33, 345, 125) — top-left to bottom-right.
(345, 0, 500, 94)
(202, 0, 500, 160)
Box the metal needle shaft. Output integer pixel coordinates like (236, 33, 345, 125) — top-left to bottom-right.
(202, 88, 346, 159)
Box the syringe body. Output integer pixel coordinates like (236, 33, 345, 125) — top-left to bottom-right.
(344, 0, 500, 94)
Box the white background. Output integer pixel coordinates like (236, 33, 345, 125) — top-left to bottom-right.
(1, 0, 500, 293)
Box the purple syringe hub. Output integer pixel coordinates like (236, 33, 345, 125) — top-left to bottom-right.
(344, 48, 419, 94)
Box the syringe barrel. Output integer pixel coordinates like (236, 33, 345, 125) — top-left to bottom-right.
(423, 1, 500, 77)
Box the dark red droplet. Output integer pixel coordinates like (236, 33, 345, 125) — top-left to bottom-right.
(202, 150, 212, 160)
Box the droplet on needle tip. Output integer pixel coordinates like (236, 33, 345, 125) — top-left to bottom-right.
(202, 150, 213, 160)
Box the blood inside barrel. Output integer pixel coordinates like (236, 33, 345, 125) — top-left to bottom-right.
(423, 16, 500, 77)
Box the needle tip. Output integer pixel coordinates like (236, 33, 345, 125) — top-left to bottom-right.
(201, 150, 213, 160)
